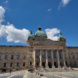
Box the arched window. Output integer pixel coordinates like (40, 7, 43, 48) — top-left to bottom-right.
(11, 55, 14, 59)
(36, 51, 39, 57)
(23, 55, 26, 59)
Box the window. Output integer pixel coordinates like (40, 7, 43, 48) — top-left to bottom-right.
(5, 55, 7, 60)
(17, 55, 20, 59)
(4, 63, 6, 67)
(23, 62, 25, 66)
(36, 51, 39, 57)
(47, 51, 50, 57)
(59, 52, 61, 58)
(10, 63, 13, 67)
(72, 55, 75, 59)
(30, 50, 33, 52)
(23, 55, 26, 59)
(17, 62, 19, 67)
(42, 52, 45, 58)
(11, 55, 14, 60)
(30, 62, 32, 65)
(0, 56, 1, 60)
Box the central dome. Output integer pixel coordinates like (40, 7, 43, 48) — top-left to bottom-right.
(35, 27, 47, 37)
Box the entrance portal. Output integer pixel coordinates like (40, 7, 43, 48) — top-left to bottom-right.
(48, 62, 52, 68)
(42, 62, 45, 68)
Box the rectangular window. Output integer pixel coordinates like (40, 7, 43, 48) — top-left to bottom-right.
(11, 55, 14, 60)
(10, 63, 13, 67)
(5, 55, 7, 60)
(23, 62, 25, 66)
(0, 56, 1, 60)
(17, 62, 19, 67)
(30, 62, 32, 65)
(17, 55, 20, 59)
(4, 63, 6, 67)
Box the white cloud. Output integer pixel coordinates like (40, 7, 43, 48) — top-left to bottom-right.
(45, 28, 60, 41)
(47, 8, 52, 12)
(62, 0, 70, 6)
(0, 6, 60, 43)
(0, 6, 30, 43)
(0, 6, 5, 24)
(58, 0, 70, 9)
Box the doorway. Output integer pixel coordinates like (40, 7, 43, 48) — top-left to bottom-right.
(48, 62, 52, 68)
(54, 62, 57, 68)
(42, 62, 45, 68)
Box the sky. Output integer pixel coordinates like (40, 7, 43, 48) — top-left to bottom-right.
(0, 0, 78, 46)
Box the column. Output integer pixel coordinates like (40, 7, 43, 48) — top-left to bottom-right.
(51, 50, 55, 68)
(33, 50, 36, 68)
(62, 50, 66, 67)
(45, 50, 49, 68)
(39, 50, 42, 68)
(57, 50, 61, 68)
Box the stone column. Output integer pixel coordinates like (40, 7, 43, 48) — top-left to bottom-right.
(57, 50, 61, 68)
(39, 50, 42, 68)
(62, 50, 66, 67)
(51, 50, 55, 68)
(45, 50, 49, 68)
(33, 50, 36, 69)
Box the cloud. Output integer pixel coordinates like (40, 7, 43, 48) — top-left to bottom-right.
(0, 6, 30, 43)
(5, 0, 8, 3)
(0, 6, 5, 24)
(45, 28, 60, 41)
(58, 0, 70, 9)
(47, 8, 52, 12)
(0, 6, 60, 43)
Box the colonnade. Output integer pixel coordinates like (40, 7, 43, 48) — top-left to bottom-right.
(34, 49, 66, 69)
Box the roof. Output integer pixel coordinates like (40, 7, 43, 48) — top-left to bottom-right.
(58, 32, 65, 40)
(35, 27, 47, 37)
(29, 31, 34, 37)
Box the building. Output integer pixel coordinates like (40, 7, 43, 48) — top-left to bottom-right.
(0, 27, 78, 72)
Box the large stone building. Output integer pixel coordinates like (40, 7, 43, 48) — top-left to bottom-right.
(0, 27, 78, 72)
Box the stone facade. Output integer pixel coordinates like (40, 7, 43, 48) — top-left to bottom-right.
(0, 27, 78, 72)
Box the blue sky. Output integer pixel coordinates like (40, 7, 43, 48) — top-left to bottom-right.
(0, 0, 78, 46)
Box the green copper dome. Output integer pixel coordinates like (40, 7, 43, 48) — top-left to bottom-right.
(35, 27, 47, 37)
(29, 31, 34, 37)
(58, 32, 64, 40)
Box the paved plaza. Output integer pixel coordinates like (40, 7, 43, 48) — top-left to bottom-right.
(0, 70, 78, 78)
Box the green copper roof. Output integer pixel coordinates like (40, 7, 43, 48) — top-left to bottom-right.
(58, 32, 64, 39)
(29, 31, 34, 37)
(35, 27, 47, 37)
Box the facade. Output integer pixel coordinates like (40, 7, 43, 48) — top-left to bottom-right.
(0, 27, 78, 72)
